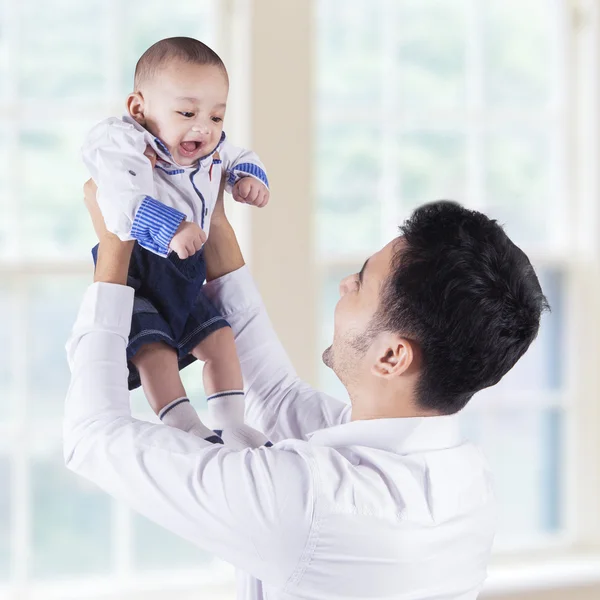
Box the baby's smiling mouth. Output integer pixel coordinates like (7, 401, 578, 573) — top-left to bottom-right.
(179, 141, 203, 157)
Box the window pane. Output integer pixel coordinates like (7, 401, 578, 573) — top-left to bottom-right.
(0, 122, 12, 256)
(0, 284, 12, 424)
(485, 0, 556, 109)
(317, 121, 382, 257)
(31, 439, 112, 579)
(398, 131, 467, 211)
(19, 123, 94, 259)
(27, 275, 90, 420)
(398, 0, 468, 114)
(317, 0, 383, 116)
(485, 129, 561, 249)
(0, 9, 9, 105)
(119, 0, 217, 96)
(460, 407, 562, 540)
(0, 452, 10, 580)
(132, 513, 213, 572)
(19, 0, 106, 101)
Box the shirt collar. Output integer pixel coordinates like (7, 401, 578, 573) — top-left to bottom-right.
(307, 415, 462, 454)
(121, 115, 226, 167)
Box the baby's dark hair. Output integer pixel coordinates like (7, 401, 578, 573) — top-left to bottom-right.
(134, 37, 228, 90)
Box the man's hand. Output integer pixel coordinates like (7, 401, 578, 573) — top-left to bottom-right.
(232, 177, 269, 208)
(203, 174, 245, 282)
(170, 221, 207, 260)
(83, 178, 112, 241)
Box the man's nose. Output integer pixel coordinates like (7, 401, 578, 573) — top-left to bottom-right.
(339, 276, 353, 296)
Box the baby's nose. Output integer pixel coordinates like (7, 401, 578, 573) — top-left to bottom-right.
(192, 124, 210, 134)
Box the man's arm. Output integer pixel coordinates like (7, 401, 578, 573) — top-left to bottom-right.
(202, 180, 350, 442)
(66, 185, 313, 582)
(64, 282, 313, 585)
(83, 182, 134, 286)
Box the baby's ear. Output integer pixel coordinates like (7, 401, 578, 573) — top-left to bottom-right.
(126, 92, 146, 125)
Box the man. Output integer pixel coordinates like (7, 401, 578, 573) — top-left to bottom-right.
(64, 172, 548, 600)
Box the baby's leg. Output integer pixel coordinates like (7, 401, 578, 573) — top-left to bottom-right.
(131, 341, 222, 444)
(192, 328, 271, 449)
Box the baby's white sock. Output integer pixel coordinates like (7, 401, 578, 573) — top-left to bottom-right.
(207, 391, 272, 450)
(206, 390, 245, 427)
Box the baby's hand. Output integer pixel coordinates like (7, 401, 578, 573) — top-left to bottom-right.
(232, 177, 270, 208)
(170, 221, 207, 259)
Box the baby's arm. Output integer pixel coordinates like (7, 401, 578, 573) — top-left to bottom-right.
(82, 118, 188, 257)
(218, 140, 270, 207)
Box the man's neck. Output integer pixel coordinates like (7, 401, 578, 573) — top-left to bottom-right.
(348, 383, 439, 421)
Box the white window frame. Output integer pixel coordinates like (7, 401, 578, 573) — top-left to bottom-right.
(0, 0, 247, 597)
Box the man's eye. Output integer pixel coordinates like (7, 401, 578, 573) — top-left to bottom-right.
(211, 116, 223, 123)
(178, 111, 194, 118)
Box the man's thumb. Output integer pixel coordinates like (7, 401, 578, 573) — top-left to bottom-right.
(144, 145, 157, 168)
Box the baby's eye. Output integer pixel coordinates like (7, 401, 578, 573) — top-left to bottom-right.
(178, 111, 194, 118)
(211, 116, 223, 123)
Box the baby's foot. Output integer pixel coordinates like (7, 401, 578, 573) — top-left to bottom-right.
(214, 424, 273, 450)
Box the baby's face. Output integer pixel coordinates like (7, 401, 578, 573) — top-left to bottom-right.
(133, 61, 229, 166)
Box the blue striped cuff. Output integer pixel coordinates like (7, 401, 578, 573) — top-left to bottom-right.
(232, 163, 269, 189)
(131, 196, 186, 257)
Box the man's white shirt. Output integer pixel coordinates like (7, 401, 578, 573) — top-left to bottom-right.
(64, 266, 496, 600)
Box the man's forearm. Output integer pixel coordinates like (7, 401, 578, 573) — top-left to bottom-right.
(94, 238, 135, 285)
(204, 216, 245, 282)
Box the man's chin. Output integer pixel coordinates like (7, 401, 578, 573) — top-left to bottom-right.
(322, 345, 333, 369)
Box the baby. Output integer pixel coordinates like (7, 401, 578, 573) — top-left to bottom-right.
(82, 37, 271, 449)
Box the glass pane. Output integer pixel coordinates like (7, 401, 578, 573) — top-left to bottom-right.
(27, 275, 91, 420)
(19, 122, 95, 259)
(317, 0, 383, 116)
(132, 513, 213, 571)
(31, 440, 112, 579)
(119, 0, 217, 96)
(460, 407, 562, 540)
(485, 0, 556, 109)
(398, 131, 467, 212)
(0, 283, 12, 423)
(19, 0, 106, 101)
(398, 0, 467, 113)
(0, 122, 12, 256)
(485, 129, 558, 248)
(0, 8, 9, 104)
(317, 121, 382, 257)
(0, 452, 10, 580)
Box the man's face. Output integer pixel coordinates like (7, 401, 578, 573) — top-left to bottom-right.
(323, 239, 400, 385)
(135, 60, 229, 166)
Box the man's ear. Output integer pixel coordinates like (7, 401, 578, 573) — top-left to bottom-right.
(371, 335, 415, 379)
(127, 92, 145, 125)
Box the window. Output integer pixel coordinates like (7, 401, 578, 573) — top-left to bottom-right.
(0, 0, 236, 594)
(315, 0, 594, 550)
